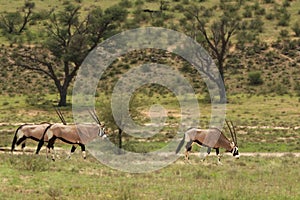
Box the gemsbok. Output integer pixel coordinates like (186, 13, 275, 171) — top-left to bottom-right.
(11, 108, 76, 155)
(175, 120, 239, 164)
(36, 110, 107, 160)
(11, 122, 51, 154)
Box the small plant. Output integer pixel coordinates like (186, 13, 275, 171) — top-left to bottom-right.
(9, 155, 50, 172)
(277, 12, 290, 27)
(279, 29, 289, 37)
(265, 12, 274, 20)
(292, 22, 300, 37)
(2, 101, 9, 106)
(243, 7, 252, 18)
(47, 187, 62, 200)
(248, 71, 263, 85)
(263, 0, 274, 3)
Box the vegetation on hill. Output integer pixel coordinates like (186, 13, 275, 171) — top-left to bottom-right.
(0, 0, 299, 100)
(0, 0, 299, 150)
(0, 2, 299, 199)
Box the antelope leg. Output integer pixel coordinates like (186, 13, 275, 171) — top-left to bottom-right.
(80, 144, 86, 159)
(184, 141, 193, 160)
(216, 148, 222, 165)
(21, 142, 26, 154)
(202, 147, 211, 162)
(67, 145, 77, 159)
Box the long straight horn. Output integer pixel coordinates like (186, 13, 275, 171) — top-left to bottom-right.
(58, 107, 67, 125)
(225, 119, 235, 144)
(92, 110, 101, 125)
(88, 109, 101, 125)
(55, 107, 67, 125)
(230, 120, 238, 146)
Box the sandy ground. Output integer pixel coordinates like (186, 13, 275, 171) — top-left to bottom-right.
(1, 146, 300, 157)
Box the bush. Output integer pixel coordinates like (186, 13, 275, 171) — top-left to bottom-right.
(9, 155, 50, 172)
(243, 7, 252, 18)
(265, 13, 274, 20)
(292, 22, 300, 37)
(263, 0, 274, 3)
(119, 0, 132, 8)
(248, 71, 263, 85)
(279, 29, 289, 37)
(277, 12, 290, 27)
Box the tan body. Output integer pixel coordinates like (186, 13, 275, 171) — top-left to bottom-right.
(176, 126, 239, 164)
(11, 123, 50, 153)
(37, 123, 106, 160)
(186, 128, 234, 150)
(46, 123, 103, 144)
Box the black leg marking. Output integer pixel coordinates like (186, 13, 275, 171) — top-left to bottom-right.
(80, 144, 86, 159)
(80, 144, 86, 152)
(21, 142, 26, 150)
(16, 137, 26, 146)
(185, 141, 193, 151)
(207, 147, 211, 155)
(184, 141, 193, 160)
(36, 140, 44, 154)
(71, 145, 77, 153)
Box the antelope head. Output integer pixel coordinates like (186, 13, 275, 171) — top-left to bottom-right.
(89, 109, 107, 138)
(226, 120, 239, 159)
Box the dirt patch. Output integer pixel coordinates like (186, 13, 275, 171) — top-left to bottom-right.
(1, 146, 300, 157)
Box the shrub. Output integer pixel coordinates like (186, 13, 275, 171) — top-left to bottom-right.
(265, 13, 274, 20)
(119, 0, 132, 8)
(263, 0, 274, 3)
(255, 8, 265, 16)
(249, 17, 264, 32)
(278, 12, 290, 27)
(274, 83, 288, 95)
(248, 71, 263, 85)
(282, 0, 290, 7)
(292, 22, 300, 37)
(279, 29, 289, 38)
(243, 7, 252, 18)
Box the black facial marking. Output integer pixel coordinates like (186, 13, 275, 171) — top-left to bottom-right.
(233, 147, 239, 156)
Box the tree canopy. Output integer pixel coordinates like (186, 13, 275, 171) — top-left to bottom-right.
(4, 2, 127, 106)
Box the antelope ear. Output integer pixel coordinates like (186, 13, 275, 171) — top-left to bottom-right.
(230, 142, 235, 148)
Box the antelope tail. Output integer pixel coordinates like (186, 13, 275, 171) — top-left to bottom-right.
(175, 134, 185, 154)
(11, 125, 24, 152)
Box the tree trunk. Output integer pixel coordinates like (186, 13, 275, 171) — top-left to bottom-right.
(118, 128, 122, 154)
(58, 89, 67, 107)
(216, 59, 226, 103)
(219, 87, 227, 103)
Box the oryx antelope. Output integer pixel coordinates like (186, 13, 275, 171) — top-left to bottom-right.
(11, 123, 76, 156)
(11, 107, 68, 154)
(11, 122, 52, 153)
(175, 120, 239, 164)
(36, 110, 107, 160)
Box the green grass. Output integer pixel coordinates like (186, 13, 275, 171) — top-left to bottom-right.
(1, 93, 300, 153)
(0, 153, 299, 199)
(0, 0, 299, 198)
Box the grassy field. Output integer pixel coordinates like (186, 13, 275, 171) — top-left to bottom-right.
(0, 153, 299, 200)
(0, 0, 300, 199)
(0, 93, 300, 153)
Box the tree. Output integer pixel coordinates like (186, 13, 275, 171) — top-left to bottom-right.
(182, 2, 241, 102)
(5, 3, 127, 106)
(0, 1, 35, 34)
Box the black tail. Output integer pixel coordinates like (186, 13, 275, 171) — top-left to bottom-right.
(175, 134, 185, 154)
(36, 124, 52, 154)
(11, 125, 25, 152)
